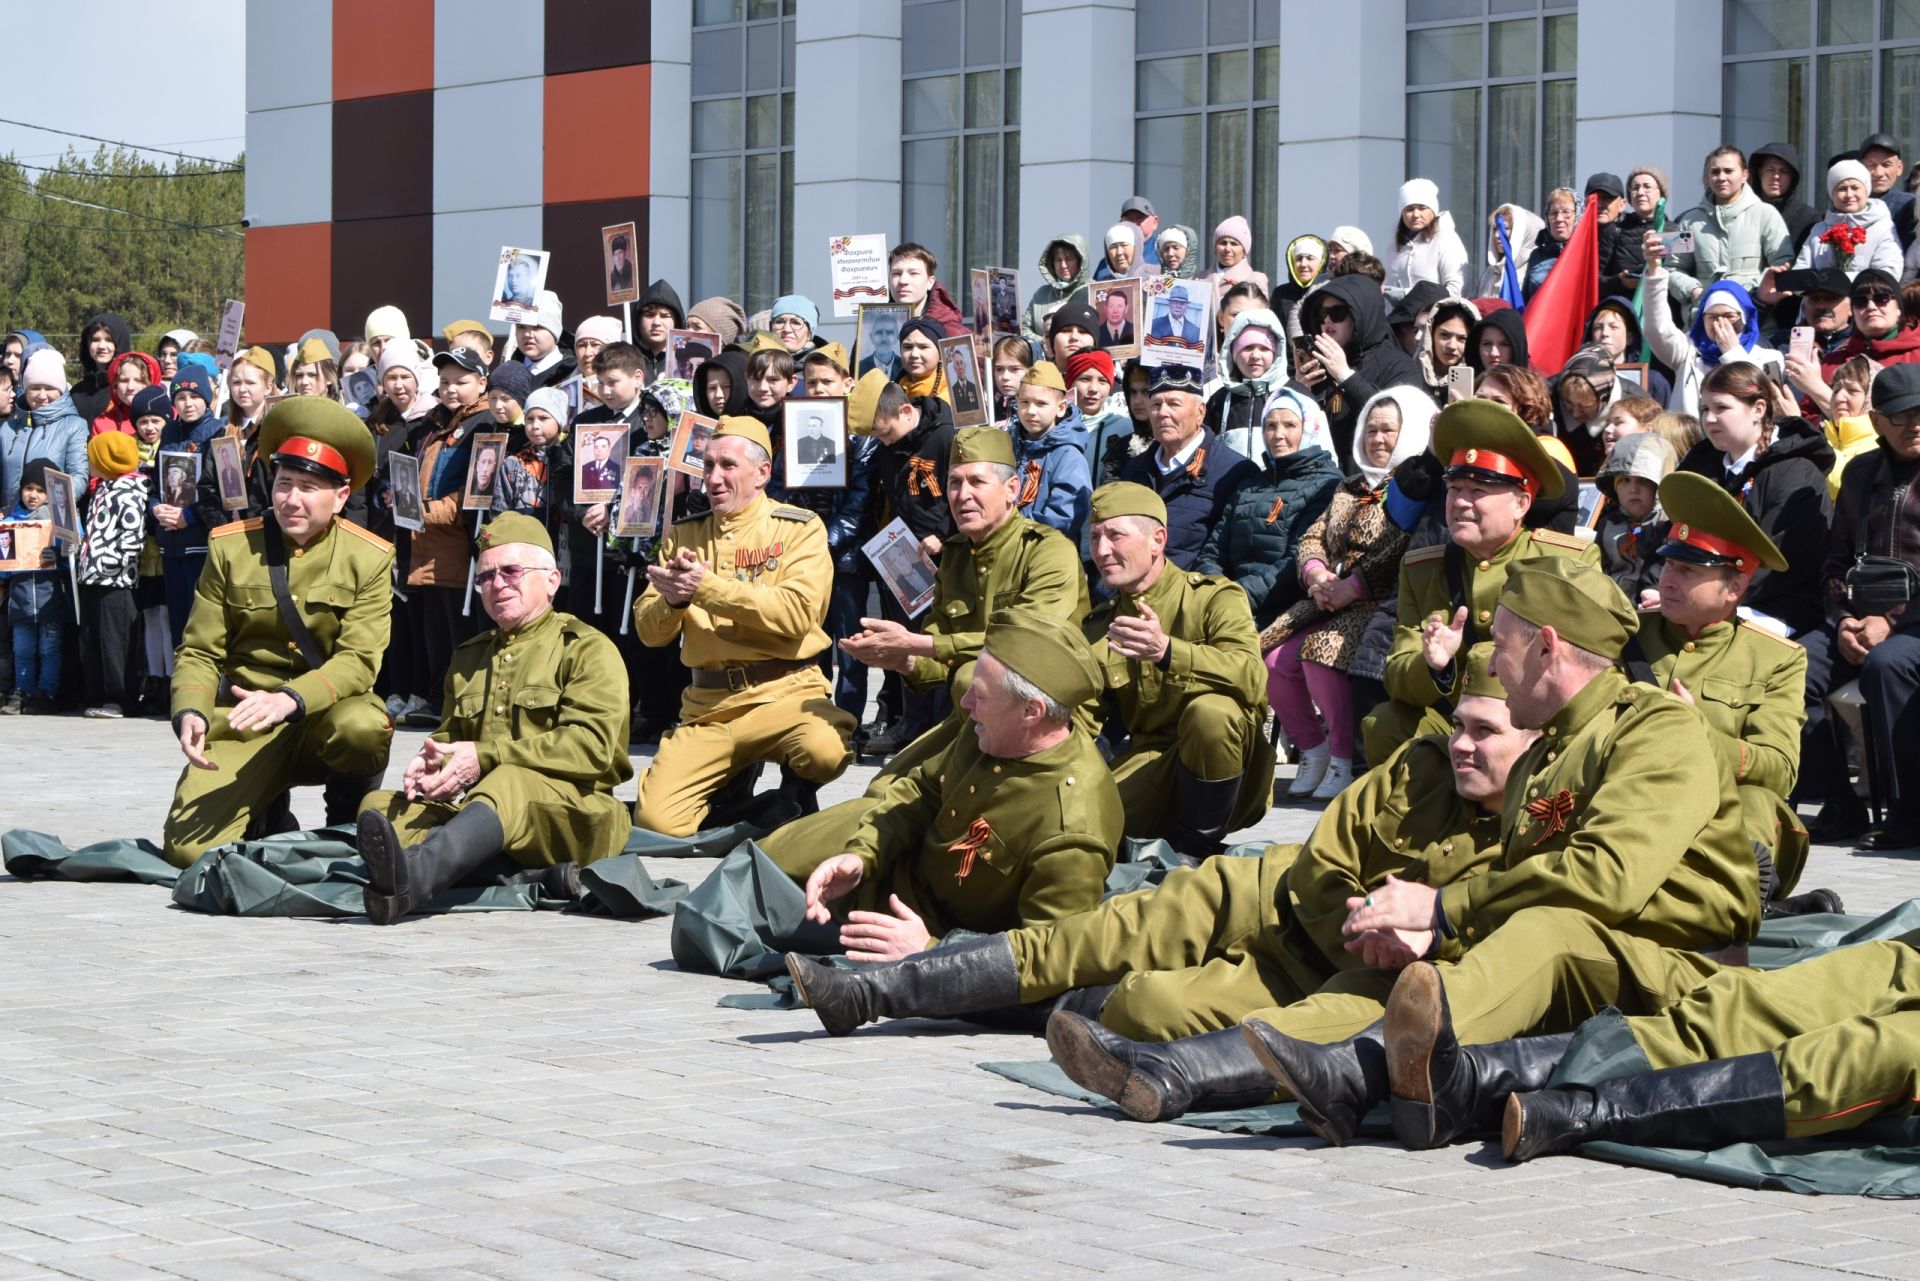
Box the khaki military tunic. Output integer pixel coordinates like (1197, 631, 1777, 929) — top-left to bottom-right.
(1087, 561, 1275, 837)
(1365, 527, 1599, 763)
(362, 608, 634, 866)
(1632, 610, 1811, 895)
(1007, 735, 1505, 1040)
(632, 492, 854, 837)
(164, 517, 394, 867)
(1242, 668, 1762, 1052)
(839, 724, 1123, 943)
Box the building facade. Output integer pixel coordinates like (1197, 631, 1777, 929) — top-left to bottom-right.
(244, 0, 1920, 344)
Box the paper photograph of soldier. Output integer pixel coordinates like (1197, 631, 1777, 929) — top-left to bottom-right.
(782, 398, 847, 489)
(1092, 279, 1140, 359)
(970, 268, 991, 335)
(158, 451, 199, 507)
(489, 246, 550, 326)
(342, 367, 379, 413)
(45, 469, 79, 545)
(388, 452, 424, 532)
(937, 335, 989, 427)
(0, 520, 50, 573)
(667, 329, 716, 384)
(574, 426, 630, 502)
(613, 456, 665, 538)
(861, 517, 937, 617)
(854, 303, 910, 378)
(988, 267, 1020, 337)
(462, 432, 508, 511)
(1141, 276, 1212, 369)
(668, 411, 717, 479)
(208, 434, 249, 512)
(602, 221, 639, 306)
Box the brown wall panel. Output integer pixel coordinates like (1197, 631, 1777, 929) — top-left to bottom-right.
(332, 92, 434, 223)
(332, 215, 433, 342)
(543, 199, 651, 323)
(544, 0, 651, 75)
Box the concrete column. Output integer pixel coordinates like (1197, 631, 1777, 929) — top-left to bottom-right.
(790, 0, 904, 345)
(648, 6, 692, 298)
(1016, 0, 1136, 289)
(1575, 0, 1724, 205)
(1274, 0, 1408, 260)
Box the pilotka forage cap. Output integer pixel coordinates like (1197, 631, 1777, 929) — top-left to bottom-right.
(952, 425, 1016, 467)
(476, 512, 554, 557)
(1497, 558, 1639, 659)
(1457, 641, 1507, 701)
(1089, 480, 1167, 527)
(983, 609, 1104, 708)
(713, 415, 773, 456)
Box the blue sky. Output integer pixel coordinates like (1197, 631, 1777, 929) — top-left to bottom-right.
(0, 0, 246, 171)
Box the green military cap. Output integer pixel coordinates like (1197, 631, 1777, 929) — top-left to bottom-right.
(1656, 471, 1787, 573)
(802, 340, 852, 377)
(1433, 399, 1566, 500)
(1089, 480, 1168, 527)
(952, 425, 1016, 467)
(713, 414, 774, 457)
(476, 512, 554, 557)
(847, 368, 891, 435)
(1022, 360, 1068, 392)
(1497, 557, 1639, 659)
(741, 331, 787, 355)
(258, 395, 376, 488)
(1457, 642, 1507, 701)
(983, 609, 1104, 707)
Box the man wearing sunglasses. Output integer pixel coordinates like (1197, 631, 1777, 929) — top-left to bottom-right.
(355, 513, 634, 923)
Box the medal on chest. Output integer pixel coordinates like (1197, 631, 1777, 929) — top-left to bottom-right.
(733, 539, 784, 581)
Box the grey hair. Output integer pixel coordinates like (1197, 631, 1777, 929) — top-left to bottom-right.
(995, 658, 1070, 726)
(962, 460, 1017, 485)
(485, 542, 558, 572)
(739, 440, 771, 469)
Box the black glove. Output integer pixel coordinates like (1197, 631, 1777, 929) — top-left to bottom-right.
(1393, 451, 1444, 503)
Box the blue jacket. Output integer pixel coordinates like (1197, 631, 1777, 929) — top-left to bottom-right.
(2, 394, 89, 510)
(1012, 416, 1092, 544)
(152, 414, 228, 557)
(1119, 426, 1260, 571)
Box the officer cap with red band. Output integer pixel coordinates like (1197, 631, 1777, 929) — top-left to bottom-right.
(1655, 471, 1787, 573)
(1431, 399, 1566, 500)
(258, 395, 377, 489)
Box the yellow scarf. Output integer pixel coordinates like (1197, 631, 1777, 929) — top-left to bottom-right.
(898, 363, 950, 405)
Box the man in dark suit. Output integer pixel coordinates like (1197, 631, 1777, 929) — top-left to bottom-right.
(579, 431, 622, 492)
(1149, 284, 1201, 346)
(796, 414, 837, 465)
(1097, 287, 1135, 348)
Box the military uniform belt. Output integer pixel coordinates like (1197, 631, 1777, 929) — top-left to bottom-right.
(689, 657, 814, 692)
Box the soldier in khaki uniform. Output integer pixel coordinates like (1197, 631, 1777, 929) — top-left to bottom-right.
(782, 612, 1122, 1026)
(355, 514, 634, 924)
(1364, 401, 1600, 764)
(760, 427, 1086, 875)
(1083, 481, 1274, 858)
(632, 416, 855, 836)
(1629, 472, 1813, 902)
(164, 398, 393, 867)
(783, 648, 1535, 1110)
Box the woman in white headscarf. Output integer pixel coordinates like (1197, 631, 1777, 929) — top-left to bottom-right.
(1094, 222, 1148, 280)
(1260, 383, 1435, 800)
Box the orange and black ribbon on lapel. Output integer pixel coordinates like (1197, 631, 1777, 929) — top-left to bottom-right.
(1524, 789, 1579, 843)
(948, 817, 994, 882)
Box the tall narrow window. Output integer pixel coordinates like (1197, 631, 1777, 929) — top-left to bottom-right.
(691, 0, 795, 313)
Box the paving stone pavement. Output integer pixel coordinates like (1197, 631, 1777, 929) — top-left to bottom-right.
(4, 714, 1919, 1280)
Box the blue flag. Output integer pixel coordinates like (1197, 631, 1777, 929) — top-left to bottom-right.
(1495, 214, 1525, 312)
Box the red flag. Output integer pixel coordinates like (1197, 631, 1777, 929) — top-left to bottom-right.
(1523, 192, 1601, 374)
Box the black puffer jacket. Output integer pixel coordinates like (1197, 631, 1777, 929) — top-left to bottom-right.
(1679, 417, 1835, 635)
(1193, 444, 1343, 627)
(1299, 276, 1425, 467)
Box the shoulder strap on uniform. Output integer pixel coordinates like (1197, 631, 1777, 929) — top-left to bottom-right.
(1618, 631, 1657, 688)
(261, 514, 328, 670)
(1444, 543, 1476, 649)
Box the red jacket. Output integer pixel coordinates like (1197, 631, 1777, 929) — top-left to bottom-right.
(920, 280, 970, 338)
(1821, 321, 1920, 382)
(90, 350, 166, 437)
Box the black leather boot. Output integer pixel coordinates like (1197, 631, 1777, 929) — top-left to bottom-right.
(1504, 1052, 1786, 1162)
(703, 762, 764, 826)
(244, 790, 300, 840)
(786, 934, 1020, 1036)
(776, 765, 821, 818)
(358, 803, 507, 925)
(1047, 1011, 1277, 1123)
(1384, 961, 1573, 1149)
(323, 769, 388, 827)
(1765, 887, 1845, 918)
(1240, 1017, 1389, 1146)
(1050, 984, 1116, 1021)
(1168, 761, 1243, 861)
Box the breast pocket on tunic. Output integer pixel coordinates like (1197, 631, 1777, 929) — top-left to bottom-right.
(1698, 677, 1764, 733)
(511, 684, 563, 735)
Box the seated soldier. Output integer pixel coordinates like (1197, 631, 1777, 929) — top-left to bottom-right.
(631, 417, 856, 836)
(783, 648, 1527, 1102)
(1631, 472, 1817, 908)
(164, 398, 393, 867)
(761, 427, 1085, 874)
(1359, 928, 1920, 1161)
(781, 612, 1121, 974)
(1084, 481, 1275, 859)
(1363, 400, 1598, 764)
(355, 514, 634, 923)
(1061, 560, 1764, 1131)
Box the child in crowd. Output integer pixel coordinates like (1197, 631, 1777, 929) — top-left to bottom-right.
(1045, 302, 1099, 368)
(2, 459, 63, 715)
(1009, 360, 1092, 543)
(91, 351, 162, 438)
(128, 385, 174, 710)
(77, 432, 148, 717)
(1599, 393, 1663, 458)
(486, 362, 530, 431)
(1064, 350, 1128, 501)
(154, 365, 224, 647)
(989, 336, 1033, 426)
(499, 385, 570, 524)
(1593, 431, 1678, 603)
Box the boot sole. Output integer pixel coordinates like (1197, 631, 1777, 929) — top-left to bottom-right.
(1385, 964, 1444, 1148)
(1239, 1023, 1352, 1147)
(784, 954, 855, 1037)
(356, 810, 407, 897)
(1046, 1013, 1148, 1117)
(1502, 1091, 1529, 1160)
(362, 889, 415, 926)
